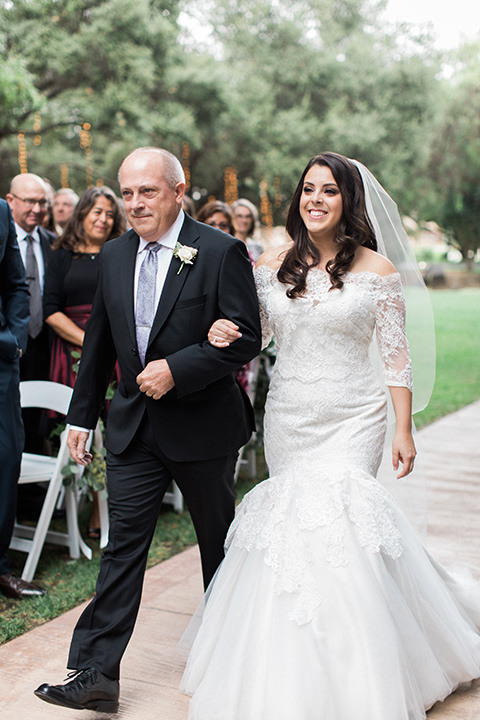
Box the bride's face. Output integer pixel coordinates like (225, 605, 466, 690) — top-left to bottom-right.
(299, 165, 343, 243)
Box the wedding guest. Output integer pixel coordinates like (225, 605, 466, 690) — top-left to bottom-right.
(232, 198, 263, 262)
(0, 198, 45, 599)
(7, 173, 55, 457)
(182, 194, 196, 218)
(197, 199, 252, 393)
(197, 200, 235, 235)
(43, 186, 125, 538)
(52, 188, 79, 236)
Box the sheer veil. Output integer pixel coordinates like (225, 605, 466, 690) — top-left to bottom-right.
(350, 159, 436, 536)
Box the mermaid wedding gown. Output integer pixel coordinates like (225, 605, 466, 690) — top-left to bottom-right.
(181, 266, 480, 720)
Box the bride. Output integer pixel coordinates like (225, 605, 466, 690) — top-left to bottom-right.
(180, 152, 480, 719)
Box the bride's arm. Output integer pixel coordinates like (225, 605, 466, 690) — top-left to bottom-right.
(375, 273, 416, 478)
(388, 386, 416, 478)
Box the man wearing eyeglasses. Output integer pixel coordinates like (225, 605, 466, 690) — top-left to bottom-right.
(6, 174, 55, 456)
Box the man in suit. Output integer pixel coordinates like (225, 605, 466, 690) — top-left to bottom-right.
(35, 147, 261, 712)
(7, 173, 55, 456)
(0, 199, 45, 599)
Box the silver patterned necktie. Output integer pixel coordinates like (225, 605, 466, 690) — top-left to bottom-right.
(136, 242, 162, 366)
(25, 234, 43, 339)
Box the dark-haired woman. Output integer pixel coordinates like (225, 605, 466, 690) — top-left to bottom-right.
(44, 186, 125, 389)
(181, 153, 480, 719)
(197, 200, 235, 235)
(43, 186, 125, 538)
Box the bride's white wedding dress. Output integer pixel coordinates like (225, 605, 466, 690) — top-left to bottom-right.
(181, 265, 480, 720)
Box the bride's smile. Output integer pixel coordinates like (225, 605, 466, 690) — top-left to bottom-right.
(299, 164, 343, 244)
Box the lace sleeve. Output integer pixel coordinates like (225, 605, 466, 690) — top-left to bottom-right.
(254, 266, 274, 350)
(374, 274, 413, 392)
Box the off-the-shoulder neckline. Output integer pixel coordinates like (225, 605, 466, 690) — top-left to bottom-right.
(254, 265, 401, 281)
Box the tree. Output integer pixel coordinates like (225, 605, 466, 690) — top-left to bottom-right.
(179, 0, 441, 219)
(0, 0, 183, 193)
(427, 41, 480, 269)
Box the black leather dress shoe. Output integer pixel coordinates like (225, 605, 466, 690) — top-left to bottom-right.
(0, 573, 46, 599)
(34, 667, 119, 713)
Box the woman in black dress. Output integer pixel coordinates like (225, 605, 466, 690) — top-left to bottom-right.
(43, 186, 125, 537)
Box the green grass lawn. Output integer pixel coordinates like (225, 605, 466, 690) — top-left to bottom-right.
(414, 288, 480, 428)
(1, 288, 479, 643)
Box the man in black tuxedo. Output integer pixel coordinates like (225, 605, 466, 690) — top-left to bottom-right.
(0, 199, 45, 599)
(35, 147, 261, 712)
(7, 173, 55, 456)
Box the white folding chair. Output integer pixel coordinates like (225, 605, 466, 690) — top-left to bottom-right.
(163, 482, 184, 513)
(10, 381, 93, 582)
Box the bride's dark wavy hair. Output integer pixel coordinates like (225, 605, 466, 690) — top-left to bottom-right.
(278, 152, 377, 296)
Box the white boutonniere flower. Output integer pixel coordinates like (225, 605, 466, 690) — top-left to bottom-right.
(173, 242, 198, 275)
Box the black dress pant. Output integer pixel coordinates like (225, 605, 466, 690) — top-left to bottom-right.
(67, 414, 237, 678)
(19, 327, 51, 454)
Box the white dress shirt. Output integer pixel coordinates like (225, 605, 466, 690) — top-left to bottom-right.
(15, 223, 46, 291)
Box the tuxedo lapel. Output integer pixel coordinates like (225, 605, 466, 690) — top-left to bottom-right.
(119, 230, 140, 350)
(148, 216, 200, 347)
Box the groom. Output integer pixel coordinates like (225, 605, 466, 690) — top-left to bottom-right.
(35, 147, 261, 712)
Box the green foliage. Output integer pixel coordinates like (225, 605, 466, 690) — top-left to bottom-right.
(0, 0, 476, 244)
(426, 41, 480, 267)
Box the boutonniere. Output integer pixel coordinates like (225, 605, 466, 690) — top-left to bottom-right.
(173, 242, 198, 275)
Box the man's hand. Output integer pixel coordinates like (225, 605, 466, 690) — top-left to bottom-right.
(67, 429, 93, 466)
(136, 358, 175, 400)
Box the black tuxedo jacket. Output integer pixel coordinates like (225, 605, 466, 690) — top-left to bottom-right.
(18, 225, 55, 383)
(0, 200, 29, 362)
(67, 214, 262, 461)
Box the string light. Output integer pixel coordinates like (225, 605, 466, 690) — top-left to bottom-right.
(182, 141, 191, 192)
(260, 176, 273, 228)
(224, 166, 238, 204)
(33, 112, 42, 147)
(274, 176, 282, 209)
(60, 164, 69, 188)
(80, 122, 93, 187)
(18, 132, 28, 173)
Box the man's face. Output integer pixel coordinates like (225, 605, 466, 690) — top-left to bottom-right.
(7, 177, 47, 232)
(53, 193, 76, 228)
(120, 153, 185, 242)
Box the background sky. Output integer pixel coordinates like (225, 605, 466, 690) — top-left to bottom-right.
(384, 0, 480, 49)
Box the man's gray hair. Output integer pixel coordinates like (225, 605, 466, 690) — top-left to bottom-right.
(119, 147, 185, 188)
(55, 187, 80, 203)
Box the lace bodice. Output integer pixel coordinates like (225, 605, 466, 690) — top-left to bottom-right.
(254, 265, 413, 392)
(222, 266, 415, 623)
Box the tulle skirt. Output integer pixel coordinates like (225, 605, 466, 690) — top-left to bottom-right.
(180, 464, 480, 720)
